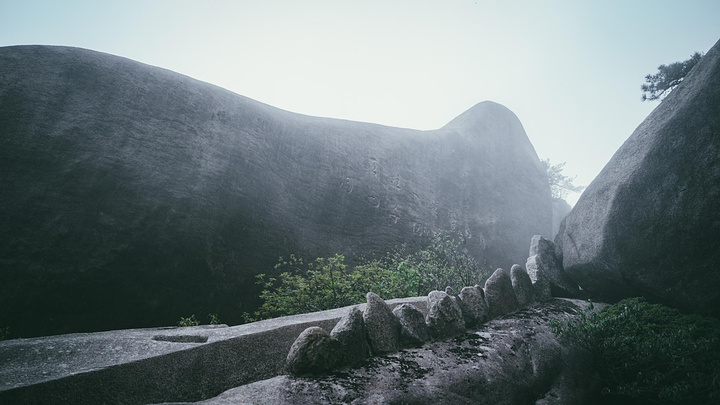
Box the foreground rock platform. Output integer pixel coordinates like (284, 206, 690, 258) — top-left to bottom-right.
(156, 299, 601, 405)
(0, 297, 426, 405)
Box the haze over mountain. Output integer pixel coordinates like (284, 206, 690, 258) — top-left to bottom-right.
(0, 46, 551, 337)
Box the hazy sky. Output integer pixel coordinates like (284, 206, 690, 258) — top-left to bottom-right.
(2, 1, 719, 204)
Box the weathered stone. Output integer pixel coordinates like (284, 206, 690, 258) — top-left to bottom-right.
(363, 292, 401, 355)
(444, 286, 456, 296)
(458, 285, 488, 326)
(286, 327, 342, 375)
(0, 45, 553, 337)
(528, 235, 579, 297)
(510, 264, 535, 307)
(558, 39, 720, 317)
(526, 255, 552, 301)
(392, 303, 430, 346)
(552, 198, 572, 239)
(484, 268, 519, 319)
(330, 306, 371, 366)
(426, 290, 466, 338)
(185, 299, 602, 405)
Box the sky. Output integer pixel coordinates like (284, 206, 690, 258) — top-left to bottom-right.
(2, 1, 719, 205)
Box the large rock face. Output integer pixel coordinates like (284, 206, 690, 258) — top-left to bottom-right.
(558, 38, 720, 317)
(0, 45, 551, 337)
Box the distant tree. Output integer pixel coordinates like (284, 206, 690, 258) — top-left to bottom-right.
(541, 159, 584, 200)
(641, 52, 703, 101)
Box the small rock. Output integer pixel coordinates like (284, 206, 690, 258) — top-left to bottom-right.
(426, 290, 466, 339)
(459, 285, 488, 326)
(444, 286, 456, 296)
(392, 303, 430, 346)
(286, 327, 342, 375)
(330, 306, 371, 366)
(510, 264, 535, 307)
(363, 292, 401, 355)
(526, 255, 552, 301)
(484, 268, 519, 319)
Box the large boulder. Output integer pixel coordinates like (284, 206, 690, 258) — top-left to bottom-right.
(426, 290, 466, 338)
(392, 303, 430, 346)
(510, 264, 534, 307)
(0, 45, 552, 337)
(363, 293, 401, 355)
(330, 306, 371, 366)
(557, 39, 720, 317)
(459, 285, 488, 326)
(286, 327, 342, 376)
(484, 268, 519, 319)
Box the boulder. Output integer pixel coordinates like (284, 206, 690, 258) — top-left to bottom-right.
(330, 306, 371, 366)
(484, 268, 519, 319)
(0, 46, 552, 337)
(362, 292, 401, 355)
(558, 39, 720, 317)
(392, 303, 430, 346)
(426, 290, 466, 338)
(458, 285, 488, 326)
(529, 235, 579, 297)
(286, 327, 342, 375)
(510, 264, 534, 307)
(526, 255, 553, 301)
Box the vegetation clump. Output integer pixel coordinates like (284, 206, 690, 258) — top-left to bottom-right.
(177, 314, 199, 327)
(552, 298, 720, 404)
(248, 231, 489, 321)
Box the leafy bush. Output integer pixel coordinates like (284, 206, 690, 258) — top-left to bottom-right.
(551, 298, 720, 404)
(208, 313, 221, 325)
(248, 231, 490, 321)
(177, 314, 199, 327)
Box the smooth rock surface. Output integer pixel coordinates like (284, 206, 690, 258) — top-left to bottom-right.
(530, 235, 579, 297)
(286, 327, 341, 375)
(459, 285, 488, 326)
(163, 299, 603, 405)
(363, 293, 401, 355)
(558, 39, 720, 317)
(392, 303, 430, 346)
(510, 264, 535, 307)
(329, 306, 371, 366)
(484, 268, 519, 319)
(0, 45, 552, 337)
(426, 291, 466, 338)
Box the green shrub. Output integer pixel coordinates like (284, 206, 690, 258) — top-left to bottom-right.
(177, 314, 199, 327)
(249, 231, 490, 321)
(208, 313, 221, 325)
(551, 298, 720, 404)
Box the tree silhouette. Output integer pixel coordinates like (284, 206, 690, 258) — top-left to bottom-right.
(641, 52, 703, 101)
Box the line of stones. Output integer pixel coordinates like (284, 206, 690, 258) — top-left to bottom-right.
(286, 242, 557, 376)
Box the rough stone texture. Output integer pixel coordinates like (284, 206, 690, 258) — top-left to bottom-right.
(170, 300, 603, 405)
(510, 264, 535, 307)
(362, 293, 401, 355)
(484, 268, 519, 319)
(0, 45, 552, 338)
(527, 255, 553, 301)
(392, 303, 430, 346)
(458, 285, 488, 326)
(529, 235, 579, 297)
(558, 39, 720, 317)
(329, 306, 371, 366)
(286, 327, 341, 376)
(444, 286, 457, 296)
(0, 296, 427, 405)
(426, 291, 466, 339)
